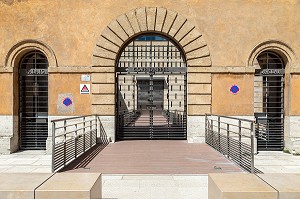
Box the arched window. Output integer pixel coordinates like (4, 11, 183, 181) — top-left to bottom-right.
(257, 51, 284, 70)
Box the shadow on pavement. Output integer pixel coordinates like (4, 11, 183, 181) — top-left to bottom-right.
(60, 143, 108, 172)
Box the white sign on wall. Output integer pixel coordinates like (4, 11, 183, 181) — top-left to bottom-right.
(80, 84, 90, 94)
(81, 74, 91, 81)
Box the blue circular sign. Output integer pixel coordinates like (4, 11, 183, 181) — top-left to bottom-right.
(63, 97, 72, 107)
(230, 85, 240, 94)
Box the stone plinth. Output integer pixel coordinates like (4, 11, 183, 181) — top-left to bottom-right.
(0, 173, 52, 199)
(208, 173, 277, 199)
(36, 173, 101, 199)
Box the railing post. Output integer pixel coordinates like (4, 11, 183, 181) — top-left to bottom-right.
(52, 122, 55, 173)
(75, 123, 78, 158)
(218, 116, 220, 152)
(83, 117, 86, 152)
(238, 120, 242, 165)
(205, 114, 207, 142)
(63, 120, 67, 166)
(227, 123, 230, 158)
(90, 119, 92, 148)
(251, 122, 255, 174)
(211, 119, 214, 148)
(95, 115, 98, 145)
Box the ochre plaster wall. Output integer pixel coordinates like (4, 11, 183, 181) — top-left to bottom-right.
(0, 73, 13, 115)
(290, 74, 300, 116)
(0, 0, 299, 67)
(212, 74, 254, 115)
(49, 74, 92, 116)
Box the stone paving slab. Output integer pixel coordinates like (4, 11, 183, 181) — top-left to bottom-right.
(102, 174, 208, 199)
(0, 150, 51, 173)
(255, 151, 300, 173)
(258, 173, 300, 199)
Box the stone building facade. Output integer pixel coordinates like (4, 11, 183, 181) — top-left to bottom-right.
(0, 0, 299, 154)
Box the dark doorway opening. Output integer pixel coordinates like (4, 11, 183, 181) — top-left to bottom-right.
(19, 51, 48, 149)
(254, 51, 285, 150)
(116, 35, 187, 140)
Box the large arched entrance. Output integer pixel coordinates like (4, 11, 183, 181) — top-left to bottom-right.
(92, 7, 212, 142)
(116, 34, 187, 140)
(254, 51, 285, 150)
(19, 51, 49, 149)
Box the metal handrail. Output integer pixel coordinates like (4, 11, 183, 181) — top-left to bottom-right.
(205, 114, 260, 174)
(207, 114, 255, 123)
(51, 114, 95, 122)
(51, 115, 98, 172)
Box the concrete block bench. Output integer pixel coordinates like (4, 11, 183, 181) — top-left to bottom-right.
(208, 173, 277, 199)
(258, 173, 300, 199)
(36, 173, 101, 199)
(0, 173, 52, 199)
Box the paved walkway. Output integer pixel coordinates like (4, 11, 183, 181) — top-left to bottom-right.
(255, 151, 300, 173)
(0, 142, 299, 199)
(63, 141, 243, 174)
(102, 174, 208, 199)
(0, 142, 299, 175)
(0, 150, 51, 173)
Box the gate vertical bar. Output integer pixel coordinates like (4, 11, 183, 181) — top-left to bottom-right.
(149, 74, 154, 138)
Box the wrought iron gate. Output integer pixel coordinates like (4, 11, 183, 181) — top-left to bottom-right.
(19, 51, 48, 149)
(254, 51, 284, 150)
(116, 35, 187, 140)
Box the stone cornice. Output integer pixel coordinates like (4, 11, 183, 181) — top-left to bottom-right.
(1, 66, 300, 74)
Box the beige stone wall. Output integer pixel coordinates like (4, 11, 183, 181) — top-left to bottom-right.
(0, 0, 299, 67)
(0, 0, 299, 152)
(0, 73, 13, 115)
(49, 74, 92, 116)
(212, 74, 254, 116)
(290, 74, 300, 116)
(0, 0, 298, 117)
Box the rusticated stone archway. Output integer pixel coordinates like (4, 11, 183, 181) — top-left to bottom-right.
(92, 7, 212, 142)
